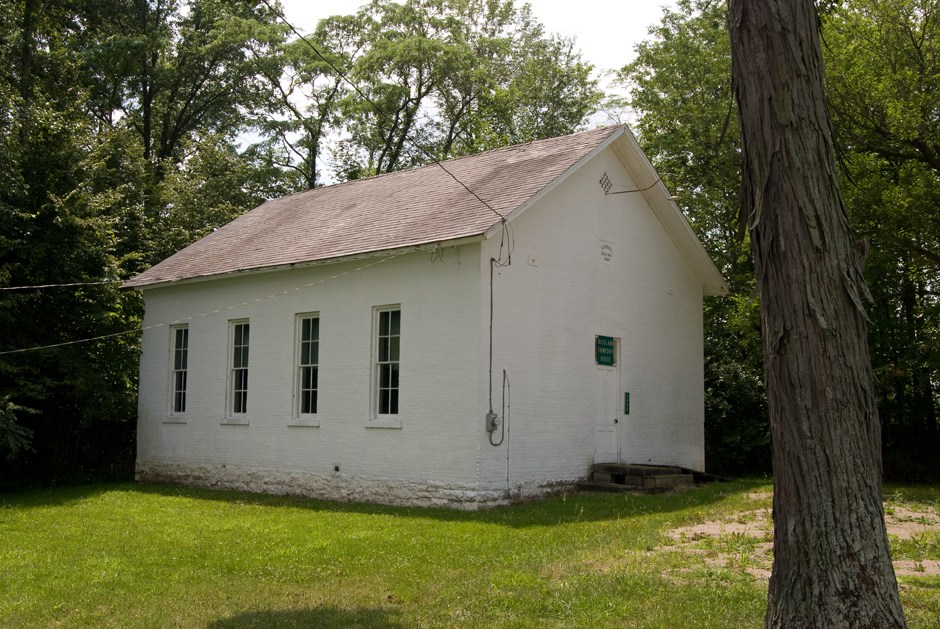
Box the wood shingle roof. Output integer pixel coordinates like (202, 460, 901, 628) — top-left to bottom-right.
(123, 125, 636, 289)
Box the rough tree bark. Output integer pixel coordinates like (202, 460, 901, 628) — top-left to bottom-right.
(727, 1, 907, 626)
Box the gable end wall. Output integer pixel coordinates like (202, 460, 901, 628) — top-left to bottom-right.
(477, 146, 706, 490)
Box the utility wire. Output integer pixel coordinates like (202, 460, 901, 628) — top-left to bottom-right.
(3, 4, 514, 350)
(0, 280, 122, 291)
(606, 175, 664, 195)
(258, 0, 507, 221)
(0, 250, 409, 356)
(0, 329, 140, 355)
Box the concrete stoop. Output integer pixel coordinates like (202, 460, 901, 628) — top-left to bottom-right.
(577, 463, 695, 493)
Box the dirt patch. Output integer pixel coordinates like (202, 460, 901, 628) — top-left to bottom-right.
(664, 502, 938, 581)
(885, 506, 940, 540)
(666, 509, 771, 542)
(893, 560, 940, 577)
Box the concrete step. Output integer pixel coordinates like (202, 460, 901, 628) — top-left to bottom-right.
(593, 463, 685, 477)
(582, 463, 696, 492)
(575, 481, 636, 493)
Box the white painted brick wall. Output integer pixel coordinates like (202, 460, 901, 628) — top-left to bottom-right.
(137, 246, 486, 506)
(137, 142, 711, 507)
(476, 147, 706, 491)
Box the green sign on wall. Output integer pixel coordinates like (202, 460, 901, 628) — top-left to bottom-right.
(595, 335, 616, 366)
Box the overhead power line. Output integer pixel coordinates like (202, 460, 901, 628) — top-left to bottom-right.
(0, 280, 122, 291)
(3, 4, 514, 352)
(257, 0, 507, 222)
(0, 250, 409, 355)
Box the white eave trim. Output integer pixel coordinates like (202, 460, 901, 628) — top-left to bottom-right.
(612, 129, 729, 297)
(127, 235, 484, 292)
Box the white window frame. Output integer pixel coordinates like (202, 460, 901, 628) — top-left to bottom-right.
(369, 305, 402, 427)
(226, 319, 250, 423)
(167, 324, 189, 421)
(290, 313, 320, 427)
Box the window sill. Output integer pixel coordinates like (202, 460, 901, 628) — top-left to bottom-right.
(365, 418, 402, 429)
(288, 417, 320, 427)
(221, 416, 249, 426)
(163, 417, 187, 424)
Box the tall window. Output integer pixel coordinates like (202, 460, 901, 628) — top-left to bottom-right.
(230, 321, 249, 415)
(297, 314, 319, 415)
(374, 307, 400, 416)
(170, 325, 188, 414)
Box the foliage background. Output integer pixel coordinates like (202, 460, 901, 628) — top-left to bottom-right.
(1, 0, 936, 485)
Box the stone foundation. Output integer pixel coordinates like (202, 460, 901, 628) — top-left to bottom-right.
(135, 461, 577, 510)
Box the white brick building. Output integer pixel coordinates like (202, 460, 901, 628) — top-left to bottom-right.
(125, 125, 727, 508)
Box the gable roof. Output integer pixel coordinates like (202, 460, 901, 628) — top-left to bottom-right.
(123, 125, 727, 295)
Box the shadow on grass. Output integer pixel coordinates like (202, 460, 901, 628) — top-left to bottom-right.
(207, 606, 405, 628)
(1, 478, 772, 528)
(0, 482, 115, 508)
(128, 478, 771, 528)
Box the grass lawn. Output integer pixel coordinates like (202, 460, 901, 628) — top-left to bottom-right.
(1, 480, 937, 628)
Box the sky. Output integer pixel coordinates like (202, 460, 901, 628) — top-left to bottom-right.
(278, 0, 679, 73)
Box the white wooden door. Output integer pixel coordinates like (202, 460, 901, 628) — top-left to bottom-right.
(594, 337, 621, 463)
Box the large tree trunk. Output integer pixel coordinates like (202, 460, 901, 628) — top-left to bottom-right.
(727, 1, 907, 626)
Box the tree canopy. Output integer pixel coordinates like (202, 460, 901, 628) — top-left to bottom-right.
(617, 0, 939, 480)
(0, 0, 602, 485)
(0, 0, 935, 490)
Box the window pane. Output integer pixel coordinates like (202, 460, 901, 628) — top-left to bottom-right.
(230, 322, 249, 415)
(301, 389, 315, 414)
(171, 327, 189, 414)
(379, 389, 390, 415)
(174, 369, 187, 413)
(297, 317, 319, 416)
(236, 346, 249, 369)
(374, 308, 400, 416)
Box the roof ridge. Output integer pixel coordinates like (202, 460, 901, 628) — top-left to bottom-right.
(279, 124, 624, 203)
(124, 124, 628, 289)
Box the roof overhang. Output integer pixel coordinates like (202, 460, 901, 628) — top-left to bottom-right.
(611, 130, 728, 296)
(484, 125, 728, 297)
(124, 235, 484, 292)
